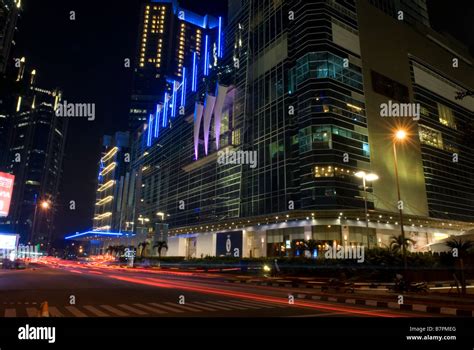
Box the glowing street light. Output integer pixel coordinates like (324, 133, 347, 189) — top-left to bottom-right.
(31, 199, 52, 245)
(395, 129, 407, 141)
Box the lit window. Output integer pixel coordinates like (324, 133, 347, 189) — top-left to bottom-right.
(419, 125, 444, 149)
(437, 103, 456, 129)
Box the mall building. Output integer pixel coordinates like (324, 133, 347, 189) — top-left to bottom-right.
(73, 0, 474, 259)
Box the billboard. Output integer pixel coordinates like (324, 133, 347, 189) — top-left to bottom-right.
(216, 231, 242, 258)
(0, 234, 18, 250)
(0, 172, 14, 217)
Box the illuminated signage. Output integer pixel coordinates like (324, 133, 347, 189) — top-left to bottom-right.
(181, 67, 187, 107)
(192, 52, 197, 92)
(218, 16, 223, 58)
(0, 234, 18, 250)
(204, 35, 209, 76)
(0, 172, 14, 217)
(147, 114, 154, 147)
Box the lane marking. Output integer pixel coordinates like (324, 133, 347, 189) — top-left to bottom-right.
(118, 304, 147, 316)
(5, 309, 16, 317)
(48, 307, 64, 317)
(133, 303, 168, 314)
(162, 302, 201, 312)
(26, 307, 37, 317)
(100, 305, 129, 317)
(235, 300, 278, 309)
(194, 301, 232, 311)
(221, 300, 262, 309)
(184, 302, 218, 312)
(202, 301, 234, 311)
(65, 306, 88, 317)
(83, 305, 110, 317)
(211, 301, 247, 310)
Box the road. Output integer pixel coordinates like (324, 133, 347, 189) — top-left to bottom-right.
(0, 259, 432, 318)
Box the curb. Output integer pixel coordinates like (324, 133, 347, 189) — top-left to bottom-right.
(227, 279, 472, 289)
(293, 293, 474, 317)
(226, 279, 474, 316)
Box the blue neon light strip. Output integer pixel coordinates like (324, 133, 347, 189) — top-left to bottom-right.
(147, 114, 153, 147)
(181, 67, 187, 107)
(162, 92, 169, 127)
(65, 231, 135, 240)
(171, 82, 178, 117)
(192, 52, 197, 92)
(154, 104, 161, 138)
(204, 35, 209, 76)
(218, 17, 223, 58)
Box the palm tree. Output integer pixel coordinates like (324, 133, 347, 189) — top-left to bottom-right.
(153, 241, 168, 267)
(107, 245, 117, 256)
(389, 235, 414, 253)
(138, 242, 149, 258)
(446, 238, 474, 296)
(153, 241, 168, 258)
(116, 245, 126, 257)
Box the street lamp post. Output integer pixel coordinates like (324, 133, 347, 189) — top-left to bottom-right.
(355, 171, 379, 249)
(30, 199, 50, 244)
(393, 130, 407, 271)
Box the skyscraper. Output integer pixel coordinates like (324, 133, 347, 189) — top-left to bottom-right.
(129, 0, 221, 130)
(122, 0, 473, 259)
(93, 132, 135, 233)
(0, 0, 21, 74)
(368, 0, 430, 27)
(0, 61, 68, 246)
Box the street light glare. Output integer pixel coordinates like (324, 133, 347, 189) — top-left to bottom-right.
(366, 174, 379, 182)
(355, 171, 378, 182)
(395, 130, 407, 140)
(41, 201, 50, 209)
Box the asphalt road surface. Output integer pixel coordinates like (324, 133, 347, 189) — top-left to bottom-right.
(0, 260, 433, 318)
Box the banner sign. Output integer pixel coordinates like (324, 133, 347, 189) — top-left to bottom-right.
(216, 231, 242, 258)
(0, 172, 14, 217)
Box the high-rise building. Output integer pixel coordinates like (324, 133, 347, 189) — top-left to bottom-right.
(0, 61, 68, 246)
(0, 0, 21, 166)
(0, 0, 21, 74)
(93, 131, 135, 233)
(129, 0, 221, 130)
(110, 0, 473, 259)
(368, 0, 430, 27)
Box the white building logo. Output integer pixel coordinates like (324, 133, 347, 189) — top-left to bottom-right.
(226, 235, 232, 254)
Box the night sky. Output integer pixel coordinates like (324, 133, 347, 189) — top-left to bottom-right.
(9, 0, 472, 240)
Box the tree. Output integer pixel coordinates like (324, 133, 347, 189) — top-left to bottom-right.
(446, 238, 474, 296)
(153, 241, 168, 258)
(106, 245, 116, 256)
(389, 235, 414, 253)
(116, 245, 126, 257)
(138, 242, 149, 258)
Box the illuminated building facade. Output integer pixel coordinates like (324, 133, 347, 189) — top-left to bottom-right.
(120, 0, 473, 259)
(0, 0, 21, 74)
(129, 0, 222, 130)
(0, 61, 68, 246)
(93, 132, 135, 233)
